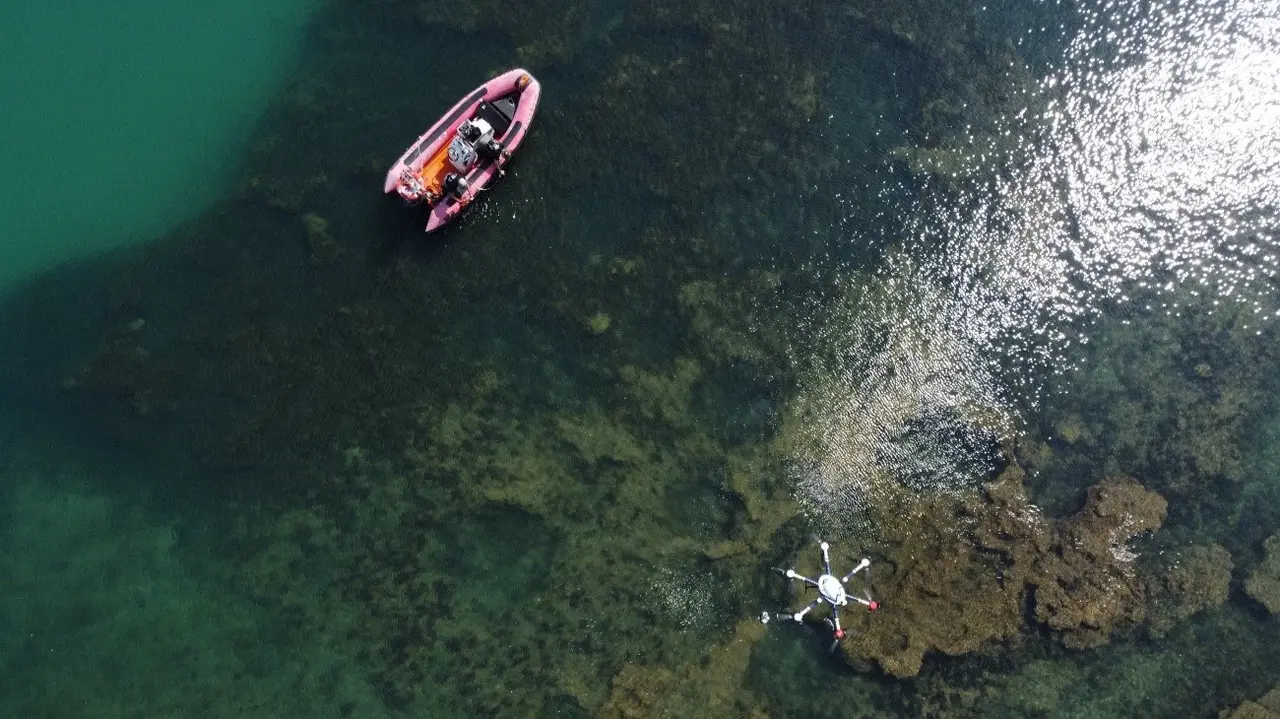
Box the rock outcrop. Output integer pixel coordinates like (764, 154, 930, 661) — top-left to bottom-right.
(838, 465, 1168, 675)
(1245, 533, 1280, 615)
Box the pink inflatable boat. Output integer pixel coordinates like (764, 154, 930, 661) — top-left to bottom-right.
(384, 69, 541, 233)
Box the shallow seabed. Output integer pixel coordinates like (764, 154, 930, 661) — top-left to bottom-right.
(2, 0, 1278, 716)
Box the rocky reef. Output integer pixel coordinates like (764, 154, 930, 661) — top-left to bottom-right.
(1223, 685, 1280, 719)
(833, 464, 1168, 676)
(1033, 476, 1167, 649)
(221, 341, 803, 714)
(1246, 533, 1280, 615)
(598, 620, 770, 718)
(1145, 542, 1233, 637)
(1023, 294, 1280, 541)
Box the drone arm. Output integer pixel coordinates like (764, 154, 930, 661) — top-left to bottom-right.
(840, 558, 872, 584)
(781, 568, 820, 587)
(790, 597, 822, 622)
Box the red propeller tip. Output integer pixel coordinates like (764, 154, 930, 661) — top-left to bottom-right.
(868, 601, 879, 611)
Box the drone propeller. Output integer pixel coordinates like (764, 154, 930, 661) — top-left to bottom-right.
(858, 564, 879, 610)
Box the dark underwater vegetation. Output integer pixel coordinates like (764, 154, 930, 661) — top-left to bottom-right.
(2, 0, 1279, 716)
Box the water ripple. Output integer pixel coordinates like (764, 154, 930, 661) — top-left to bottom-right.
(792, 0, 1280, 531)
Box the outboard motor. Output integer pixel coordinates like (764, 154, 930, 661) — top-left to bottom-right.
(447, 134, 478, 173)
(458, 121, 483, 143)
(464, 118, 495, 147)
(447, 118, 497, 173)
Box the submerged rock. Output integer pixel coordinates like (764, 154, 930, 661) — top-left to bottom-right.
(301, 212, 337, 264)
(840, 463, 1046, 677)
(1032, 476, 1168, 648)
(1145, 543, 1233, 637)
(838, 465, 1168, 675)
(598, 619, 768, 718)
(587, 311, 612, 335)
(1223, 685, 1280, 719)
(1245, 533, 1280, 615)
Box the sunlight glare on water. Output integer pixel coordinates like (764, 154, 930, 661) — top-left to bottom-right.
(793, 0, 1280, 533)
(1044, 0, 1280, 307)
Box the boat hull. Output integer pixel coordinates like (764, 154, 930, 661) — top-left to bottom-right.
(384, 69, 541, 233)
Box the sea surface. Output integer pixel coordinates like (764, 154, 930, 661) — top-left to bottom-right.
(1, 0, 1278, 717)
(0, 0, 318, 292)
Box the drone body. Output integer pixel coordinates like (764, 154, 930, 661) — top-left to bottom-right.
(765, 541, 877, 647)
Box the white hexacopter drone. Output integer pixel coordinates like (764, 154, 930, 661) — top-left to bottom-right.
(763, 541, 878, 646)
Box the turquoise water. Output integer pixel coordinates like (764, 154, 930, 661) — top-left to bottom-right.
(2, 0, 1279, 716)
(0, 0, 318, 292)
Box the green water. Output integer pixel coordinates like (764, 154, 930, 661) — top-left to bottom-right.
(0, 0, 317, 291)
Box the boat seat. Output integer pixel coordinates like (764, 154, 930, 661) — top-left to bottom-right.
(476, 97, 517, 138)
